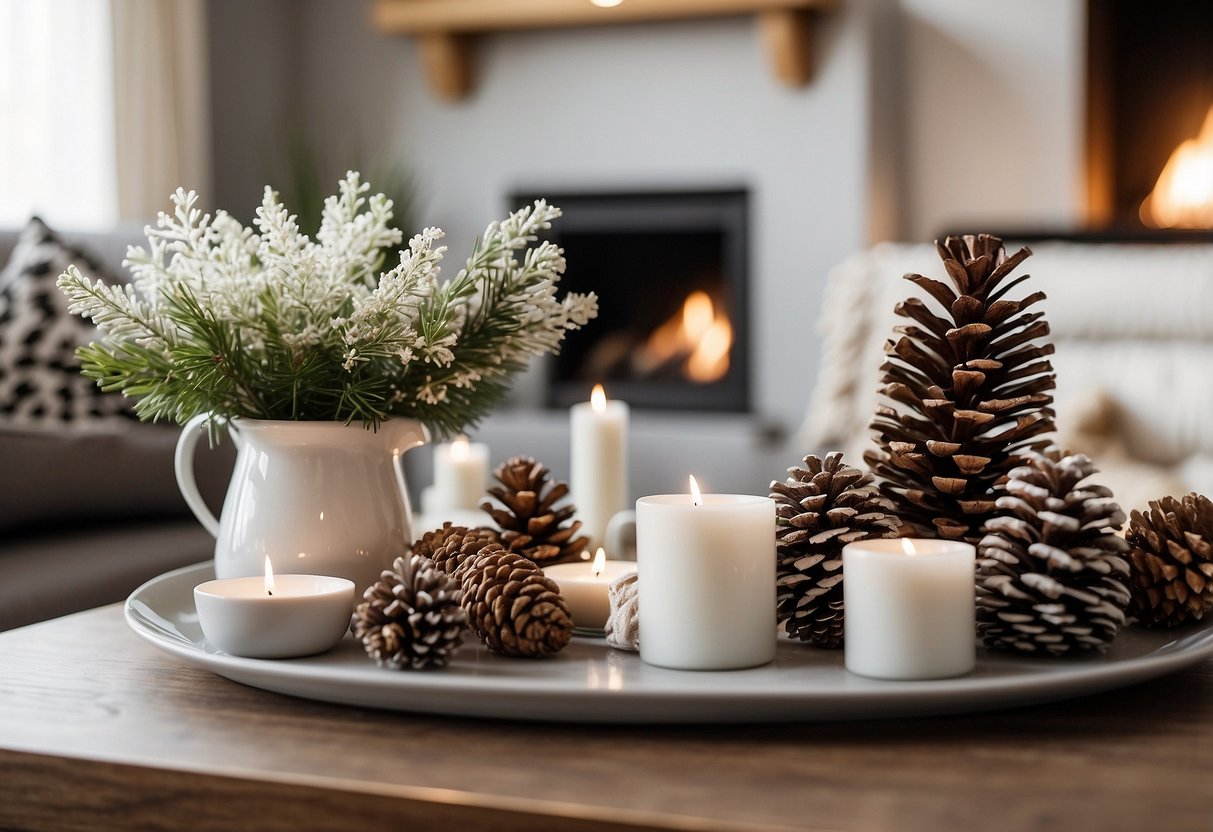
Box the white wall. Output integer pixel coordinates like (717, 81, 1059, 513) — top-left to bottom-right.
(292, 0, 902, 436)
(202, 0, 1088, 492)
(900, 0, 1086, 239)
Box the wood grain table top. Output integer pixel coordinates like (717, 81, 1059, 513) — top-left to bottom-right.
(0, 604, 1210, 832)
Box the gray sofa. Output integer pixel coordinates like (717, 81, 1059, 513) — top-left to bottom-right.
(0, 225, 233, 630)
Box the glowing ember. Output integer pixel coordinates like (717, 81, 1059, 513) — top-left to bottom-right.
(1141, 105, 1213, 229)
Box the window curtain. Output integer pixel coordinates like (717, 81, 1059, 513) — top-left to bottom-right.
(111, 0, 212, 221)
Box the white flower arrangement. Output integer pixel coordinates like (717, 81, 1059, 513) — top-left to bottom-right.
(57, 172, 597, 435)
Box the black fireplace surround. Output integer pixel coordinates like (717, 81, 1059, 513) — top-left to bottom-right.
(512, 189, 750, 413)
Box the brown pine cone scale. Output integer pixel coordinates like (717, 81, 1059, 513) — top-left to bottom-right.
(481, 456, 590, 565)
(455, 548, 574, 658)
(1126, 493, 1213, 628)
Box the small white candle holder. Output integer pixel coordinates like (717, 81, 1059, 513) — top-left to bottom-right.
(544, 548, 636, 635)
(194, 559, 355, 659)
(842, 538, 976, 680)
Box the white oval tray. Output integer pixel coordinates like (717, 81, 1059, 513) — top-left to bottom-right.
(126, 561, 1213, 723)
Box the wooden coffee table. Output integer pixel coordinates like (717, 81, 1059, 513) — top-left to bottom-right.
(1, 604, 1210, 832)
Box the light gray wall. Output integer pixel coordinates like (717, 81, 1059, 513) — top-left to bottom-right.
(900, 0, 1085, 239)
(200, 0, 1087, 493)
(292, 0, 900, 435)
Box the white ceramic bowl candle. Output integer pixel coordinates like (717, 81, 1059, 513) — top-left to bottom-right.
(637, 477, 776, 670)
(194, 557, 356, 659)
(544, 548, 637, 634)
(842, 538, 976, 680)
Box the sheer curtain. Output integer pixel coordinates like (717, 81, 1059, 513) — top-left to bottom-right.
(0, 0, 118, 230)
(111, 0, 211, 221)
(0, 0, 210, 231)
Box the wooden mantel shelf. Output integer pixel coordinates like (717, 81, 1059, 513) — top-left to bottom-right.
(373, 0, 836, 102)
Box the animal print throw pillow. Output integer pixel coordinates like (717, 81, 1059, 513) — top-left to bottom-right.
(0, 217, 134, 424)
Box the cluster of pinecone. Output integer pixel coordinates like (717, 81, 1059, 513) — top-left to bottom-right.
(780, 235, 1213, 657)
(352, 456, 584, 668)
(355, 233, 1213, 668)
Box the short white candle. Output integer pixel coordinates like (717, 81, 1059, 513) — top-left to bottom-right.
(544, 548, 636, 634)
(637, 477, 775, 670)
(194, 557, 355, 659)
(842, 538, 976, 680)
(432, 436, 489, 512)
(570, 384, 629, 554)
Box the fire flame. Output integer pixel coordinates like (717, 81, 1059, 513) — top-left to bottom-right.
(637, 291, 733, 383)
(1141, 105, 1213, 229)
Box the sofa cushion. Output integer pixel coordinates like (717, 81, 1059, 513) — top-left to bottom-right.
(0, 420, 234, 535)
(0, 216, 134, 425)
(0, 520, 215, 631)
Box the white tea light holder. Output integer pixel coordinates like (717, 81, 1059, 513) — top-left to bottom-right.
(194, 557, 355, 659)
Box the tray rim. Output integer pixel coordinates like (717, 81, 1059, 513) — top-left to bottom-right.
(124, 561, 1213, 723)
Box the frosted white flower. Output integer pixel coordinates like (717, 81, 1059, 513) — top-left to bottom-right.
(56, 178, 596, 435)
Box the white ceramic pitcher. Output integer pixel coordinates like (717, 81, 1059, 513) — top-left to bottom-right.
(175, 415, 429, 593)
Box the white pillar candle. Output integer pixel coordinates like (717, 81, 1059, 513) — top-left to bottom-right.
(842, 538, 976, 680)
(637, 478, 775, 670)
(543, 548, 636, 634)
(432, 436, 489, 512)
(193, 557, 355, 659)
(570, 385, 629, 553)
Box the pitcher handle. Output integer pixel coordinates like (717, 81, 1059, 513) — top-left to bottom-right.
(604, 509, 637, 561)
(174, 413, 224, 537)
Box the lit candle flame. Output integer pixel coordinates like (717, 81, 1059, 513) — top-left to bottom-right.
(450, 435, 470, 462)
(592, 0, 624, 6)
(591, 384, 607, 414)
(592, 547, 606, 576)
(901, 538, 917, 556)
(689, 474, 703, 506)
(264, 556, 276, 596)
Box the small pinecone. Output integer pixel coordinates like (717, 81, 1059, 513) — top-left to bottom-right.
(769, 452, 901, 648)
(1125, 493, 1213, 628)
(411, 522, 501, 576)
(481, 456, 590, 565)
(352, 554, 466, 670)
(455, 547, 574, 658)
(977, 450, 1131, 655)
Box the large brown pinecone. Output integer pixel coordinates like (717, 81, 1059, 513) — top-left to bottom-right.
(769, 452, 901, 647)
(864, 234, 1057, 543)
(455, 548, 574, 658)
(976, 451, 1131, 655)
(1125, 493, 1213, 628)
(411, 522, 501, 576)
(480, 456, 590, 565)
(352, 554, 466, 670)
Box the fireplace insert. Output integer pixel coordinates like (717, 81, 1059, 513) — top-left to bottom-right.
(512, 189, 750, 412)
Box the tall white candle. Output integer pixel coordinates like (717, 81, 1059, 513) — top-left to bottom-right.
(432, 436, 489, 512)
(637, 477, 775, 670)
(570, 384, 629, 553)
(842, 538, 976, 680)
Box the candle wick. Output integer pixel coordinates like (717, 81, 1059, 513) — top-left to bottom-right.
(267, 589, 273, 597)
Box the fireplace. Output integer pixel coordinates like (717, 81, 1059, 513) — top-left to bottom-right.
(1086, 0, 1213, 233)
(513, 190, 750, 412)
